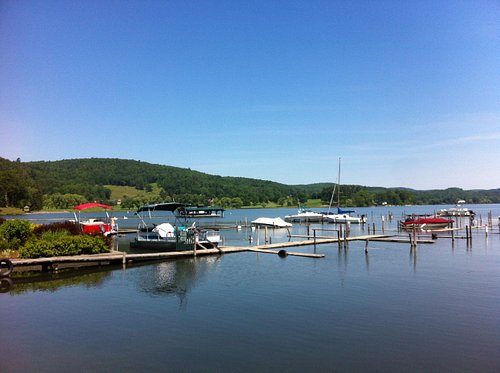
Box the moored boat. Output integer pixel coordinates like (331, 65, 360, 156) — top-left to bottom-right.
(73, 203, 118, 236)
(251, 217, 292, 228)
(400, 216, 454, 230)
(131, 202, 221, 250)
(284, 208, 325, 223)
(175, 206, 225, 218)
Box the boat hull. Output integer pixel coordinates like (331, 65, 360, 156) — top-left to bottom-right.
(401, 218, 453, 230)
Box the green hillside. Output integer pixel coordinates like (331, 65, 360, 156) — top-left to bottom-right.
(1, 157, 499, 211)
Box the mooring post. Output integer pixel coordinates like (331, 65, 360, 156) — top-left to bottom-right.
(465, 225, 469, 241)
(381, 216, 385, 234)
(193, 229, 197, 256)
(313, 229, 316, 244)
(337, 230, 341, 250)
(365, 239, 369, 253)
(372, 222, 376, 234)
(265, 226, 268, 244)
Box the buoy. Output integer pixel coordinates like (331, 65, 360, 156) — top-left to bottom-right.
(0, 258, 13, 277)
(278, 250, 288, 257)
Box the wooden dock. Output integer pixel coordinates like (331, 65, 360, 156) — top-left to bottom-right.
(7, 233, 434, 273)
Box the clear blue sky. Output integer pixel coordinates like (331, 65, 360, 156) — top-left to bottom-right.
(1, 0, 499, 190)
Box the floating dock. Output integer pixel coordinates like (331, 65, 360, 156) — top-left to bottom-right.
(7, 233, 433, 273)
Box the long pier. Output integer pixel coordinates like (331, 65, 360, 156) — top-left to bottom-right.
(8, 233, 402, 273)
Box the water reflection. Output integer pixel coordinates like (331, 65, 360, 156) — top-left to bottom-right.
(4, 266, 113, 294)
(136, 256, 220, 309)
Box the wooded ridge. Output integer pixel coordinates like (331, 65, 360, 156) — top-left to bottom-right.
(1, 157, 499, 210)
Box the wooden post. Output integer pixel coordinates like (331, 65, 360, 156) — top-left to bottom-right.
(193, 229, 197, 256)
(313, 229, 316, 244)
(337, 230, 341, 249)
(365, 239, 369, 253)
(381, 216, 385, 234)
(372, 222, 376, 234)
(265, 226, 268, 244)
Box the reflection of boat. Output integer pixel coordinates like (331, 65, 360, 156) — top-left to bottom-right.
(251, 217, 292, 228)
(284, 208, 325, 223)
(401, 217, 453, 230)
(175, 206, 224, 218)
(130, 203, 221, 250)
(73, 203, 118, 236)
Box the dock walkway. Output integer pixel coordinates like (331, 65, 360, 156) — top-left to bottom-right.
(8, 233, 421, 273)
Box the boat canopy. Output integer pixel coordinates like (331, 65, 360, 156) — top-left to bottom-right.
(136, 202, 190, 213)
(74, 203, 113, 211)
(338, 208, 355, 214)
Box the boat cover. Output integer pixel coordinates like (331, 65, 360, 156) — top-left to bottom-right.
(74, 203, 113, 210)
(338, 208, 355, 214)
(136, 202, 189, 213)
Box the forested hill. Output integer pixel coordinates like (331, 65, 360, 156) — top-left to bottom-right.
(27, 157, 304, 205)
(1, 157, 499, 210)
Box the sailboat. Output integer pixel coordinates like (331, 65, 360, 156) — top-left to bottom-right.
(324, 158, 366, 224)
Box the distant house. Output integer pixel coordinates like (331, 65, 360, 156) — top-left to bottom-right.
(23, 206, 30, 212)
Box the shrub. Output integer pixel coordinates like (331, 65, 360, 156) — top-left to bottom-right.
(0, 219, 32, 245)
(20, 235, 110, 259)
(32, 221, 81, 237)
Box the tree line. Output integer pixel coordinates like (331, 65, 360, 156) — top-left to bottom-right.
(1, 157, 499, 210)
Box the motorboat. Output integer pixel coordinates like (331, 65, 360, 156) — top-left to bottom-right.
(251, 217, 292, 228)
(284, 208, 325, 223)
(73, 203, 118, 236)
(324, 210, 367, 224)
(130, 202, 221, 250)
(175, 206, 225, 218)
(437, 204, 475, 217)
(400, 217, 454, 230)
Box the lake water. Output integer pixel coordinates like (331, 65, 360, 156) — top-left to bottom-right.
(1, 205, 499, 372)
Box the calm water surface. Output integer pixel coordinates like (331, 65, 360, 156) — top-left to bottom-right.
(1, 205, 499, 372)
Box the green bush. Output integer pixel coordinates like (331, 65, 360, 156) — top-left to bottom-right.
(0, 219, 32, 245)
(20, 235, 110, 259)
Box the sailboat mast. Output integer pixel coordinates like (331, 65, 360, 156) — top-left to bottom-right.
(337, 157, 341, 210)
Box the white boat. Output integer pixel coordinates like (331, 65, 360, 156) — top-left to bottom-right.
(324, 213, 366, 224)
(437, 202, 475, 217)
(251, 217, 292, 228)
(323, 157, 366, 224)
(284, 208, 325, 223)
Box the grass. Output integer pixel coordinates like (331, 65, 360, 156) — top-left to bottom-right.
(0, 207, 24, 215)
(105, 184, 163, 200)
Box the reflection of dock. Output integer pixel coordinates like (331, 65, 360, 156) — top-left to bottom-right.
(8, 233, 435, 273)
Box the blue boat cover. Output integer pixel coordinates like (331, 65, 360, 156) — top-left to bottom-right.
(338, 208, 355, 214)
